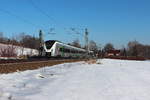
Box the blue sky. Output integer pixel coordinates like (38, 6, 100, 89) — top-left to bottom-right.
(0, 0, 150, 48)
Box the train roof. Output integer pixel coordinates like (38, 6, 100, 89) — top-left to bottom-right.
(45, 40, 60, 43)
(58, 42, 86, 51)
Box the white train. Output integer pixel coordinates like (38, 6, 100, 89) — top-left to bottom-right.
(43, 40, 89, 58)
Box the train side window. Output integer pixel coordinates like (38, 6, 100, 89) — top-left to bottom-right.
(63, 48, 69, 53)
(75, 50, 77, 53)
(73, 50, 75, 53)
(64, 48, 67, 52)
(66, 49, 69, 53)
(59, 48, 63, 52)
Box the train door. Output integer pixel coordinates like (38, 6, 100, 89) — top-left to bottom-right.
(59, 46, 65, 57)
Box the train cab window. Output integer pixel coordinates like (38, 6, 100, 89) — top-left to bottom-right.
(45, 40, 56, 49)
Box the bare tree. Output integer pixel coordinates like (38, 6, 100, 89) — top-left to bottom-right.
(0, 45, 17, 57)
(89, 40, 98, 52)
(0, 32, 3, 38)
(144, 45, 150, 58)
(70, 39, 81, 48)
(104, 43, 114, 52)
(127, 40, 139, 57)
(126, 40, 150, 58)
(120, 48, 127, 57)
(19, 33, 40, 49)
(0, 32, 4, 43)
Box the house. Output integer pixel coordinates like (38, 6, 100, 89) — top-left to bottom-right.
(106, 50, 121, 56)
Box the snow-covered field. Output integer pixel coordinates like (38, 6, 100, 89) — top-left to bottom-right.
(1, 59, 150, 100)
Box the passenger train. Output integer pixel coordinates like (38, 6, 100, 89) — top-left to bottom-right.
(42, 40, 91, 58)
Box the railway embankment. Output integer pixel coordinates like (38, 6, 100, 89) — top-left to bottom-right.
(0, 59, 86, 74)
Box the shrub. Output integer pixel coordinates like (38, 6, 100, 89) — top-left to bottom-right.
(0, 45, 17, 57)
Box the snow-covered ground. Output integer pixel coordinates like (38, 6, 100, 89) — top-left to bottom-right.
(1, 59, 150, 100)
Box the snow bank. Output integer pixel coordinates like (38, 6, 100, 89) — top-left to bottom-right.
(1, 59, 150, 100)
(0, 43, 38, 57)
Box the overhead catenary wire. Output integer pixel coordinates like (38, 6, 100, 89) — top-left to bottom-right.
(0, 7, 56, 39)
(69, 28, 85, 37)
(0, 6, 75, 44)
(29, 0, 56, 25)
(28, 0, 77, 36)
(29, 0, 61, 36)
(0, 8, 85, 39)
(0, 8, 41, 29)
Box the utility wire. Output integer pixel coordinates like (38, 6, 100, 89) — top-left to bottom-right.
(29, 0, 56, 25)
(70, 28, 80, 34)
(0, 8, 57, 38)
(69, 28, 85, 36)
(28, 0, 84, 39)
(0, 8, 41, 29)
(29, 0, 69, 32)
(29, 0, 60, 36)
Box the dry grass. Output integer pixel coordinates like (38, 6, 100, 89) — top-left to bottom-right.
(85, 59, 97, 64)
(0, 59, 85, 74)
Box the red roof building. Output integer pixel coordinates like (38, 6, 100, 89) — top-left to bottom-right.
(106, 50, 121, 56)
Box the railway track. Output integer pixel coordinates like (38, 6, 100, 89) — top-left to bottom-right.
(0, 58, 86, 74)
(0, 57, 65, 64)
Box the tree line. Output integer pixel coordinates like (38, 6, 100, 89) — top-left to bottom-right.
(0, 32, 40, 57)
(1, 32, 150, 58)
(100, 41, 150, 59)
(0, 32, 40, 50)
(124, 40, 150, 58)
(70, 39, 150, 59)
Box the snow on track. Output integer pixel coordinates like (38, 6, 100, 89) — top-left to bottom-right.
(0, 59, 150, 100)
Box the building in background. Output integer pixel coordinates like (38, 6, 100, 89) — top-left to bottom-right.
(105, 50, 121, 56)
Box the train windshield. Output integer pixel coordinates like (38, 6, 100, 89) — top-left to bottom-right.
(45, 40, 56, 49)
